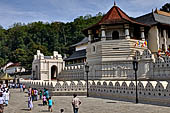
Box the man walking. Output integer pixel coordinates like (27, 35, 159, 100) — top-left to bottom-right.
(72, 94, 81, 113)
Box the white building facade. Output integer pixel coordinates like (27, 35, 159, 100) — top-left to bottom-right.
(32, 50, 64, 80)
(32, 4, 170, 81)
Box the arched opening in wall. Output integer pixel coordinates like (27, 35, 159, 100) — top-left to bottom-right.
(51, 65, 58, 80)
(35, 66, 38, 80)
(112, 31, 119, 40)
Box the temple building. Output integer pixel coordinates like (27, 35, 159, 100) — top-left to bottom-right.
(84, 3, 149, 80)
(135, 9, 170, 53)
(64, 37, 88, 66)
(32, 3, 170, 81)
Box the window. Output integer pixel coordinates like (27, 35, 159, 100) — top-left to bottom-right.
(162, 44, 165, 52)
(112, 31, 119, 40)
(92, 46, 96, 52)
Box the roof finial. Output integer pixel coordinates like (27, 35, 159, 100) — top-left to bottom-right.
(114, 0, 116, 6)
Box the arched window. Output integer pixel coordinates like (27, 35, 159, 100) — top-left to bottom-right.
(112, 31, 119, 40)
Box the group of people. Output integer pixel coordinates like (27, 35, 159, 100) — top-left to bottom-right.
(26, 87, 81, 113)
(0, 84, 10, 113)
(27, 87, 53, 111)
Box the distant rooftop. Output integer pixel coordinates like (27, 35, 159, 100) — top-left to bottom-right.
(71, 37, 88, 47)
(135, 9, 170, 26)
(64, 49, 86, 61)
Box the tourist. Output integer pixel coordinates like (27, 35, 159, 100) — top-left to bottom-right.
(48, 97, 53, 112)
(23, 84, 26, 92)
(20, 84, 23, 92)
(45, 89, 49, 101)
(31, 88, 34, 101)
(12, 84, 15, 89)
(60, 109, 64, 113)
(72, 94, 81, 113)
(34, 89, 38, 101)
(0, 92, 4, 113)
(42, 95, 46, 106)
(39, 90, 42, 100)
(28, 87, 31, 96)
(28, 95, 33, 111)
(4, 90, 9, 106)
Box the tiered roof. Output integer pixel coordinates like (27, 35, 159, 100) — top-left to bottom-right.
(85, 3, 146, 31)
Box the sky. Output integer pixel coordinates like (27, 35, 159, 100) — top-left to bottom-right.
(0, 0, 169, 28)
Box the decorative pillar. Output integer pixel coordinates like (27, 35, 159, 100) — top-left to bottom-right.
(101, 25, 106, 41)
(140, 27, 145, 40)
(88, 30, 92, 43)
(163, 29, 167, 51)
(124, 24, 130, 39)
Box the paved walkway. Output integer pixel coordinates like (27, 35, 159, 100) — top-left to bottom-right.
(3, 89, 170, 113)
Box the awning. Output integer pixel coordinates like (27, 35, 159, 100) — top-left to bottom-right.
(0, 73, 14, 80)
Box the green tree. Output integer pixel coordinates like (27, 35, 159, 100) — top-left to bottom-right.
(160, 3, 170, 12)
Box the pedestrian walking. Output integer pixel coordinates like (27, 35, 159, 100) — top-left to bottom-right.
(48, 97, 54, 112)
(45, 89, 49, 101)
(23, 84, 25, 92)
(0, 92, 4, 113)
(39, 90, 42, 100)
(4, 90, 9, 106)
(34, 89, 38, 101)
(28, 95, 33, 111)
(31, 88, 34, 101)
(20, 84, 23, 92)
(72, 94, 81, 113)
(43, 95, 47, 106)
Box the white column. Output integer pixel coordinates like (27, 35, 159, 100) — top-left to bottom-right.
(124, 24, 130, 39)
(88, 30, 92, 43)
(163, 29, 167, 51)
(101, 25, 106, 41)
(156, 26, 160, 51)
(140, 27, 145, 40)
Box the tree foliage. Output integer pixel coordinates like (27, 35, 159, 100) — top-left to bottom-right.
(0, 13, 103, 69)
(160, 3, 170, 12)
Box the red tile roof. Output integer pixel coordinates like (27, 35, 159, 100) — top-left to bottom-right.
(99, 5, 146, 25)
(84, 4, 147, 32)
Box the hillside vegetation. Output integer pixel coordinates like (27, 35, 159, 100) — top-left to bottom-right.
(0, 13, 103, 69)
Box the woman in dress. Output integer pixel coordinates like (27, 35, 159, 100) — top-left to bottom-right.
(28, 95, 33, 111)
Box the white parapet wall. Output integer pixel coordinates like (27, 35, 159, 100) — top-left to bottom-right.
(20, 79, 170, 105)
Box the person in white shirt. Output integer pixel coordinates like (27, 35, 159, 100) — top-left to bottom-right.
(4, 90, 9, 106)
(0, 91, 4, 113)
(72, 94, 81, 113)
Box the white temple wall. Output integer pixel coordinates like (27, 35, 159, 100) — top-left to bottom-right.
(21, 80, 170, 105)
(59, 65, 85, 80)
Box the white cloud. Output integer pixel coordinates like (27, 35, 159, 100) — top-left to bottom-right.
(0, 0, 169, 28)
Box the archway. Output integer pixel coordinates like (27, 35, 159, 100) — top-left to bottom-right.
(112, 31, 119, 40)
(51, 65, 58, 80)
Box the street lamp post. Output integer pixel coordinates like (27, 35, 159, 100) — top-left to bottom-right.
(85, 64, 89, 97)
(133, 58, 138, 104)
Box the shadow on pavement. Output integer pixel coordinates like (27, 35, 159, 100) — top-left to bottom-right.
(41, 110, 49, 112)
(21, 108, 30, 111)
(38, 104, 44, 106)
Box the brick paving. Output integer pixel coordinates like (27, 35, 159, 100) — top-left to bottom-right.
(4, 89, 170, 113)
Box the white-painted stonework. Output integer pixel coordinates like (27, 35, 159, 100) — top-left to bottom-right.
(32, 50, 64, 80)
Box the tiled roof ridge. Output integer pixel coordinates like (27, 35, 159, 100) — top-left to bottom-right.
(155, 9, 170, 17)
(98, 5, 147, 26)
